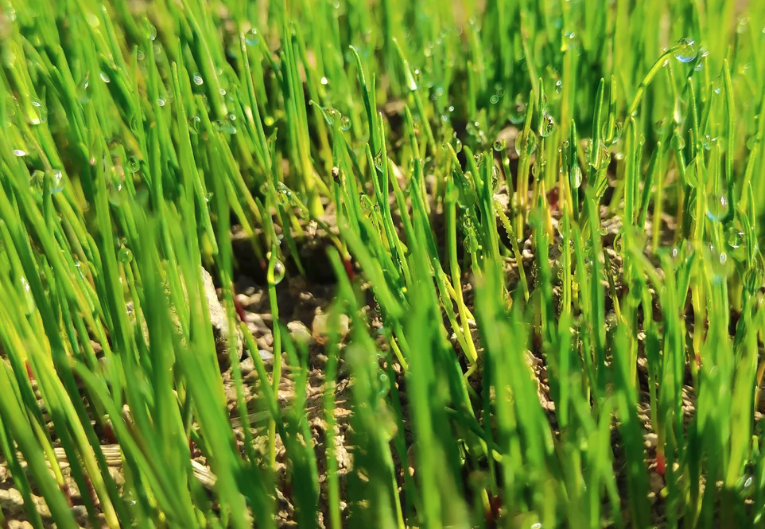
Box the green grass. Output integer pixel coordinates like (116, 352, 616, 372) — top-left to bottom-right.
(1, 0, 765, 527)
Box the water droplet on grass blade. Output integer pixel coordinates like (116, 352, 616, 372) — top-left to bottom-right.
(597, 144, 612, 170)
(127, 156, 140, 173)
(193, 73, 204, 85)
(20, 277, 35, 314)
(148, 23, 157, 41)
(713, 77, 723, 94)
(654, 120, 666, 136)
(708, 244, 732, 283)
(271, 259, 286, 284)
(571, 165, 582, 188)
(215, 119, 237, 134)
(51, 171, 64, 194)
(118, 246, 133, 264)
(78, 75, 91, 103)
(474, 152, 483, 166)
(13, 149, 26, 157)
(671, 132, 686, 150)
(564, 31, 577, 50)
(726, 226, 744, 249)
(737, 17, 749, 34)
(100, 71, 111, 83)
(555, 80, 562, 94)
(493, 139, 507, 152)
(325, 107, 341, 125)
(491, 165, 500, 192)
(29, 97, 46, 125)
(514, 131, 537, 156)
(374, 150, 384, 171)
(276, 183, 292, 205)
(703, 135, 718, 150)
(612, 121, 624, 144)
(540, 112, 556, 137)
(188, 115, 200, 133)
(490, 94, 499, 104)
(86, 12, 100, 27)
(320, 76, 329, 86)
(707, 194, 729, 222)
(340, 116, 351, 131)
(245, 28, 260, 46)
(674, 38, 698, 63)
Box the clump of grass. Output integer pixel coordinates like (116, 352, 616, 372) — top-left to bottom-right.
(1, 0, 765, 528)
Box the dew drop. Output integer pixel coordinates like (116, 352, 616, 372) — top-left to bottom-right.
(514, 131, 537, 156)
(325, 108, 341, 126)
(491, 165, 500, 192)
(706, 194, 729, 222)
(612, 121, 623, 144)
(100, 71, 111, 84)
(51, 171, 64, 194)
(673, 38, 698, 63)
(78, 75, 91, 103)
(571, 165, 582, 188)
(85, 12, 100, 28)
(272, 259, 286, 284)
(320, 76, 329, 85)
(20, 276, 35, 314)
(490, 94, 499, 104)
(713, 77, 723, 94)
(29, 97, 47, 125)
(193, 73, 204, 85)
(493, 139, 507, 152)
(126, 156, 140, 173)
(703, 134, 718, 150)
(276, 182, 292, 205)
(13, 149, 26, 157)
(726, 226, 744, 249)
(671, 132, 686, 151)
(340, 116, 351, 131)
(540, 112, 556, 137)
(245, 28, 259, 46)
(555, 80, 562, 94)
(118, 246, 133, 264)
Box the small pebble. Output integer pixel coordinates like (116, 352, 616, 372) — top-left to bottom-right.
(312, 312, 350, 344)
(287, 321, 313, 345)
